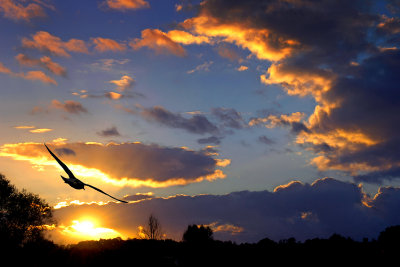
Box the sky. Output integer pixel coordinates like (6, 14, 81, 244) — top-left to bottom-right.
(1, 0, 400, 244)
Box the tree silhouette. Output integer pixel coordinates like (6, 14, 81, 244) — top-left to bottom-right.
(182, 224, 213, 243)
(142, 214, 163, 240)
(0, 173, 54, 248)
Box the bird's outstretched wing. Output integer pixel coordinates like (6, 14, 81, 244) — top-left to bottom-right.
(44, 143, 75, 179)
(84, 183, 128, 203)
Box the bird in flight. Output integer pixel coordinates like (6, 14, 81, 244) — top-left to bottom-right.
(44, 143, 128, 203)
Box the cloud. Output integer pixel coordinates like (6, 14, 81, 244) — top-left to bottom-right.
(0, 60, 57, 85)
(171, 0, 400, 175)
(0, 62, 12, 74)
(49, 178, 400, 244)
(293, 50, 400, 180)
(211, 107, 245, 129)
(166, 30, 211, 45)
(0, 141, 229, 188)
(188, 0, 400, 184)
(50, 99, 88, 114)
(22, 31, 89, 57)
(180, 2, 300, 61)
(72, 89, 136, 100)
(377, 15, 400, 35)
(16, 54, 66, 76)
(91, 58, 130, 71)
(0, 0, 47, 21)
(14, 125, 35, 129)
(216, 44, 242, 62)
(249, 112, 307, 134)
(29, 128, 53, 133)
(20, 70, 57, 84)
(108, 75, 135, 92)
(130, 28, 210, 57)
(55, 148, 76, 156)
(140, 106, 219, 135)
(258, 135, 275, 145)
(187, 61, 213, 74)
(236, 65, 248, 71)
(97, 126, 121, 137)
(122, 192, 153, 202)
(104, 0, 149, 10)
(14, 125, 55, 134)
(130, 29, 187, 57)
(92, 37, 127, 52)
(197, 136, 222, 145)
(105, 91, 123, 100)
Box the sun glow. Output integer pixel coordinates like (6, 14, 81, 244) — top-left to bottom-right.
(59, 219, 122, 241)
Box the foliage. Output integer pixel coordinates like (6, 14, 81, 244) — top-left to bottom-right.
(0, 173, 54, 248)
(182, 224, 213, 243)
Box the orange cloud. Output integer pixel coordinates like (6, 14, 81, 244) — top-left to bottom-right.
(260, 63, 334, 101)
(181, 13, 299, 61)
(22, 31, 89, 57)
(0, 0, 46, 21)
(29, 128, 53, 133)
(1, 60, 57, 85)
(130, 29, 186, 57)
(108, 75, 134, 91)
(20, 70, 57, 85)
(14, 125, 35, 129)
(105, 0, 149, 10)
(0, 62, 12, 74)
(166, 30, 211, 45)
(106, 91, 123, 100)
(92, 37, 127, 52)
(249, 112, 305, 128)
(0, 141, 229, 188)
(236, 65, 248, 71)
(16, 54, 66, 76)
(273, 180, 303, 192)
(205, 222, 244, 235)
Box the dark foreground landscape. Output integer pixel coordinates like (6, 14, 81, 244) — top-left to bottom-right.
(2, 225, 400, 267)
(1, 173, 400, 267)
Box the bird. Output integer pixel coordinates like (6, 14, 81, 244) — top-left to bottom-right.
(44, 143, 128, 203)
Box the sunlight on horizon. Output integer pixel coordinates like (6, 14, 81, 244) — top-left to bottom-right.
(59, 218, 123, 242)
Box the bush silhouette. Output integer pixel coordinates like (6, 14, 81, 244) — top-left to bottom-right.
(0, 173, 54, 248)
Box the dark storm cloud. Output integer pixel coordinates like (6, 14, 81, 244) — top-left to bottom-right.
(354, 167, 400, 184)
(302, 50, 400, 182)
(97, 126, 121, 137)
(140, 106, 219, 135)
(52, 178, 400, 243)
(191, 0, 400, 183)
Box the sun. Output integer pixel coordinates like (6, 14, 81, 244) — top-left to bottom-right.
(60, 218, 122, 241)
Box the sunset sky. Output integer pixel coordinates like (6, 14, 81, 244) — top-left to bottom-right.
(2, 0, 400, 244)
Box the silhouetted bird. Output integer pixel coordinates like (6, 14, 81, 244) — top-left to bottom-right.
(44, 143, 128, 203)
